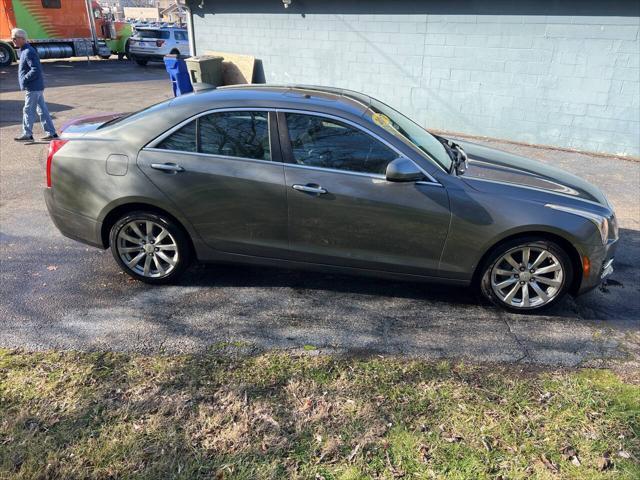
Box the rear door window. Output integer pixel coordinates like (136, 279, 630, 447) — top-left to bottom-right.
(285, 113, 396, 175)
(156, 120, 197, 152)
(199, 111, 271, 161)
(137, 30, 170, 39)
(174, 31, 188, 41)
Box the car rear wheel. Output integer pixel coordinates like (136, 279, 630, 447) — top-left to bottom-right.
(479, 238, 573, 312)
(109, 212, 190, 284)
(0, 43, 13, 67)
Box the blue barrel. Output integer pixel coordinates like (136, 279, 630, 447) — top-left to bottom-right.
(163, 55, 194, 97)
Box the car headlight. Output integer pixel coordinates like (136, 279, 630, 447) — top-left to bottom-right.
(546, 204, 610, 244)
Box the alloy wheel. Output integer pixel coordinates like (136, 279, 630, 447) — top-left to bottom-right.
(116, 219, 179, 278)
(490, 246, 564, 309)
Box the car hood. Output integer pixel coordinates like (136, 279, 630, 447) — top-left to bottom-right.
(456, 140, 608, 206)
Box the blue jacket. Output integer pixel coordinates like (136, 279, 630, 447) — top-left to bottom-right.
(18, 43, 45, 91)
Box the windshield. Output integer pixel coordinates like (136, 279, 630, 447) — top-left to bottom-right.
(367, 99, 453, 171)
(136, 29, 170, 39)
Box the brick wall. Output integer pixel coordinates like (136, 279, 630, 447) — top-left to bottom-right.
(191, 10, 640, 157)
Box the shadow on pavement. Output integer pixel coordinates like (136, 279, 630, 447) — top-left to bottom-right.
(181, 262, 481, 305)
(0, 59, 167, 94)
(0, 99, 74, 126)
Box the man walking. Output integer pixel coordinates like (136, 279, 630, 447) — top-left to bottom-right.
(12, 28, 58, 142)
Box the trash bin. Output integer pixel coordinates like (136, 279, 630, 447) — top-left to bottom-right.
(163, 55, 193, 97)
(185, 55, 224, 88)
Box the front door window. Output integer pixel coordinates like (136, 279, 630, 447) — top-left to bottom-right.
(285, 113, 396, 175)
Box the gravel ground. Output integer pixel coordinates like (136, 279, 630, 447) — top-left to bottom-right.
(1, 59, 638, 366)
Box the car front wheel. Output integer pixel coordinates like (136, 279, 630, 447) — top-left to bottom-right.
(109, 212, 190, 284)
(480, 238, 573, 312)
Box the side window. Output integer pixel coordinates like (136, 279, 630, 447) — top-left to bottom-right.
(41, 0, 61, 7)
(199, 111, 270, 161)
(174, 31, 187, 41)
(156, 120, 197, 152)
(285, 113, 396, 175)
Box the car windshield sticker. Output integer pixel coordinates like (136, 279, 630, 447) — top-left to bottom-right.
(372, 112, 391, 128)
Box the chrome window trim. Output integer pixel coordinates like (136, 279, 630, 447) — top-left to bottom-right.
(143, 147, 282, 168)
(283, 162, 386, 180)
(464, 176, 608, 209)
(144, 107, 441, 186)
(277, 108, 440, 185)
(264, 162, 443, 186)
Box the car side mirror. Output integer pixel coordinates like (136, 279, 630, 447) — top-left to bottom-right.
(385, 157, 425, 182)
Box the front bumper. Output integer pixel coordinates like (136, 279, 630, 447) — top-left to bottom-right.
(576, 239, 618, 295)
(44, 188, 104, 249)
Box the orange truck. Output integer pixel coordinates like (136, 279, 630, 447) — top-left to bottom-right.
(0, 0, 132, 67)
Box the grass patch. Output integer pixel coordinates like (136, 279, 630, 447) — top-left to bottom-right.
(0, 349, 638, 479)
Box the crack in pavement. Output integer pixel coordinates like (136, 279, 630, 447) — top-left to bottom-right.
(501, 315, 530, 363)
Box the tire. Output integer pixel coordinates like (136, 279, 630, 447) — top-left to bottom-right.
(0, 43, 14, 67)
(109, 211, 191, 284)
(479, 237, 573, 313)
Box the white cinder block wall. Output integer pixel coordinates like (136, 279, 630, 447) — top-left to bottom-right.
(189, 2, 640, 157)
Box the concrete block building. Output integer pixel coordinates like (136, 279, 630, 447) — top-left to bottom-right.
(185, 0, 640, 157)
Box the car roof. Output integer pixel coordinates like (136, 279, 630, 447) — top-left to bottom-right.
(170, 84, 374, 118)
(136, 26, 186, 31)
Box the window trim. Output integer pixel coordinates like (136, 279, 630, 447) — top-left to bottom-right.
(153, 118, 198, 154)
(145, 107, 439, 185)
(276, 109, 438, 184)
(146, 108, 274, 163)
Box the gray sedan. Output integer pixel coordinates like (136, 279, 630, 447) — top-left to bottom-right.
(44, 85, 618, 312)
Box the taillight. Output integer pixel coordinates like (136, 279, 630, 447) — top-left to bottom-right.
(46, 139, 68, 188)
(156, 40, 165, 47)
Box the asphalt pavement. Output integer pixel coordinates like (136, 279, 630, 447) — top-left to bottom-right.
(1, 59, 638, 366)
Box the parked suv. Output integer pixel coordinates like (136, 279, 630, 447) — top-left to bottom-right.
(129, 27, 189, 66)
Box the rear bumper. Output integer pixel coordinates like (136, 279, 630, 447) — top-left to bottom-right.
(576, 239, 618, 295)
(129, 49, 167, 62)
(44, 188, 104, 249)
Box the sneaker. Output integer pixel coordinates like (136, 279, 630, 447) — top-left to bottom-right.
(41, 134, 59, 141)
(14, 134, 34, 142)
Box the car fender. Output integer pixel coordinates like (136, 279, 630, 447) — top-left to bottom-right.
(437, 185, 599, 280)
(96, 195, 205, 250)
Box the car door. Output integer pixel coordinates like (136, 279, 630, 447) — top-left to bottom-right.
(137, 110, 289, 258)
(279, 111, 451, 276)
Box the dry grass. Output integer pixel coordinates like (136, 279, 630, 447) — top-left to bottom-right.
(0, 349, 638, 479)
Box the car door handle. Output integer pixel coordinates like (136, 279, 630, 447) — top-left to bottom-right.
(150, 163, 184, 173)
(292, 184, 327, 194)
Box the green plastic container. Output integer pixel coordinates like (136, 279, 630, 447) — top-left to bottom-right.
(185, 55, 224, 87)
